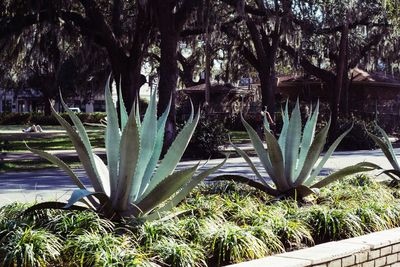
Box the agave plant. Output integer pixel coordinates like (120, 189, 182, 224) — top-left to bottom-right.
(214, 100, 378, 198)
(367, 123, 400, 184)
(28, 78, 225, 220)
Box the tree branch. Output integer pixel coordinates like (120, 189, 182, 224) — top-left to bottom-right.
(281, 41, 334, 82)
(349, 30, 386, 68)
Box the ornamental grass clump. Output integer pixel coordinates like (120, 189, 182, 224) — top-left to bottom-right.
(215, 100, 379, 198)
(28, 78, 225, 220)
(0, 227, 62, 267)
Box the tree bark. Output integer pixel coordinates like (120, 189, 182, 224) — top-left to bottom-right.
(156, 1, 179, 151)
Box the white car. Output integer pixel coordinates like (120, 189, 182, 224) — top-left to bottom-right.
(69, 107, 81, 113)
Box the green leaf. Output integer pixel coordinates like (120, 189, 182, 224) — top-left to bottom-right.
(240, 112, 276, 182)
(140, 107, 200, 198)
(131, 91, 158, 201)
(60, 94, 109, 191)
(139, 97, 172, 196)
(306, 123, 351, 186)
(50, 104, 104, 193)
(264, 127, 289, 191)
(115, 107, 140, 211)
(375, 123, 397, 162)
(311, 162, 380, 189)
(296, 101, 319, 178)
(284, 99, 302, 184)
(105, 75, 121, 197)
(278, 100, 289, 152)
(294, 120, 330, 186)
(64, 189, 110, 210)
(152, 157, 228, 217)
(212, 175, 279, 196)
(136, 165, 198, 215)
(380, 169, 400, 181)
(229, 138, 267, 185)
(368, 129, 400, 171)
(119, 83, 128, 131)
(93, 154, 110, 196)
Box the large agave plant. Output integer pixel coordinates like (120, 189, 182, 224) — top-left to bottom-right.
(215, 100, 378, 198)
(367, 123, 400, 184)
(28, 78, 225, 220)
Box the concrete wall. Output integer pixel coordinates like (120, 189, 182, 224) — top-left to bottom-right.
(230, 228, 400, 267)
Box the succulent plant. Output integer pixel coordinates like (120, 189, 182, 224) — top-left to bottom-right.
(214, 100, 378, 198)
(367, 123, 400, 184)
(28, 78, 225, 220)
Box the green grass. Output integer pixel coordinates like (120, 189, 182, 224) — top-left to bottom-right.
(0, 161, 83, 172)
(229, 131, 249, 143)
(0, 125, 104, 152)
(2, 176, 400, 266)
(0, 132, 104, 152)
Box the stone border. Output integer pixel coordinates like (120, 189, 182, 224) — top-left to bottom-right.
(229, 228, 400, 267)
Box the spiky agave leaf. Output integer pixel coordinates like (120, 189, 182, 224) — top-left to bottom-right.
(131, 91, 158, 201)
(29, 77, 225, 220)
(115, 102, 140, 211)
(232, 99, 378, 198)
(368, 123, 400, 171)
(105, 75, 121, 198)
(138, 106, 200, 200)
(284, 99, 302, 184)
(49, 103, 105, 193)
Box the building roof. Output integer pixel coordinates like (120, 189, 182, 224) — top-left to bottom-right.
(278, 68, 400, 88)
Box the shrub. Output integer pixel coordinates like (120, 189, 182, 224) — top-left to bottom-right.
(330, 117, 379, 150)
(180, 114, 228, 159)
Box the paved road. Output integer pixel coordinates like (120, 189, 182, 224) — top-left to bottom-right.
(0, 148, 398, 206)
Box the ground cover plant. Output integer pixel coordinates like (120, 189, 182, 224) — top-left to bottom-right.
(27, 79, 225, 220)
(2, 176, 400, 266)
(215, 101, 380, 198)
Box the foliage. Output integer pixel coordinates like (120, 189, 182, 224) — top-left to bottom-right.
(180, 114, 228, 159)
(152, 238, 206, 267)
(330, 117, 379, 150)
(368, 123, 400, 184)
(1, 176, 400, 266)
(0, 227, 62, 267)
(28, 80, 225, 220)
(214, 100, 379, 198)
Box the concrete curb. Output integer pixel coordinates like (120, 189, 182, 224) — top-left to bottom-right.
(228, 228, 400, 267)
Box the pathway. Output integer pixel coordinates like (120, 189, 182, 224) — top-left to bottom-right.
(0, 148, 398, 206)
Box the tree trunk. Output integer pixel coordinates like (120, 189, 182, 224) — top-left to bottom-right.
(225, 47, 232, 83)
(110, 55, 143, 112)
(259, 70, 276, 115)
(157, 3, 179, 151)
(44, 99, 52, 115)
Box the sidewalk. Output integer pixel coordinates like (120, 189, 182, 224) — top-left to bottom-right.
(0, 148, 399, 206)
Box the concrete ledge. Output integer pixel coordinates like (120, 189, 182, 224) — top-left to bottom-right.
(229, 228, 400, 267)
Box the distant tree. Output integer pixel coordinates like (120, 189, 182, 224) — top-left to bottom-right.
(281, 0, 389, 136)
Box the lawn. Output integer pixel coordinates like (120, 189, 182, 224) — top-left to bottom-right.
(0, 125, 105, 152)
